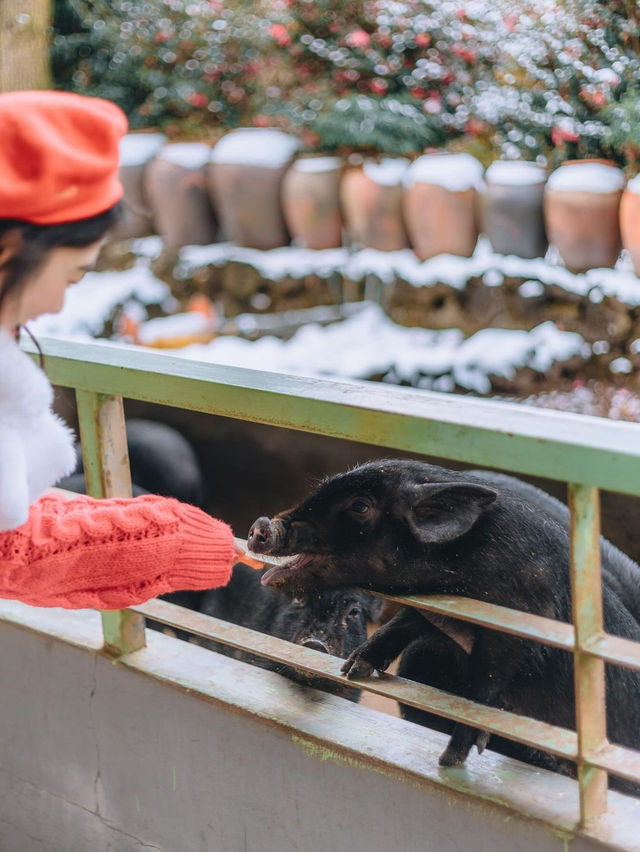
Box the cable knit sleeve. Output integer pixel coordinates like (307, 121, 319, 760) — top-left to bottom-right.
(0, 491, 234, 609)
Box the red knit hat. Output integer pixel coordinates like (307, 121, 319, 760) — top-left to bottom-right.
(0, 90, 128, 225)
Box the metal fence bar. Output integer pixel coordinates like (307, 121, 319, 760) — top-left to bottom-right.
(369, 592, 576, 650)
(568, 483, 608, 825)
(75, 389, 145, 657)
(589, 742, 640, 786)
(582, 633, 640, 673)
(242, 539, 640, 665)
(133, 599, 578, 760)
(26, 341, 640, 813)
(135, 596, 640, 788)
(26, 337, 640, 497)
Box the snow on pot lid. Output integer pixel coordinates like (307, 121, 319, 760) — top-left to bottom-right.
(627, 174, 640, 196)
(119, 133, 167, 167)
(157, 143, 212, 169)
(404, 152, 484, 191)
(363, 157, 409, 185)
(547, 162, 626, 193)
(293, 156, 342, 173)
(484, 160, 546, 185)
(210, 128, 300, 168)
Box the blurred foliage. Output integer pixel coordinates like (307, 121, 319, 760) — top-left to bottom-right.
(52, 0, 640, 166)
(310, 95, 446, 156)
(52, 0, 269, 136)
(471, 0, 640, 166)
(602, 88, 640, 169)
(52, 0, 151, 121)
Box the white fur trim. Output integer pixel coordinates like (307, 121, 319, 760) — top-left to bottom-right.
(0, 332, 77, 530)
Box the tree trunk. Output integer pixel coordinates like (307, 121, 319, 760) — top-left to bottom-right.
(0, 0, 52, 92)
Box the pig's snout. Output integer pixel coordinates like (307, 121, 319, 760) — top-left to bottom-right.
(248, 517, 282, 554)
(301, 638, 330, 654)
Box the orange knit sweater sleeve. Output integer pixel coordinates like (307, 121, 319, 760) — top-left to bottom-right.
(0, 491, 235, 610)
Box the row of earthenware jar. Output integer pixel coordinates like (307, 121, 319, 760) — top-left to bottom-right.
(114, 128, 640, 277)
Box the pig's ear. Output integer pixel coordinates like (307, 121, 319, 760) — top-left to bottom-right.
(398, 482, 497, 544)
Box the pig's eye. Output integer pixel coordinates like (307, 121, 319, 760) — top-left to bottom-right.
(346, 605, 362, 619)
(349, 499, 370, 515)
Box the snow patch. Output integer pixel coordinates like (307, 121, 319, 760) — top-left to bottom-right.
(404, 153, 484, 191)
(157, 143, 212, 169)
(363, 157, 409, 186)
(292, 157, 342, 173)
(484, 161, 547, 185)
(179, 243, 349, 281)
(627, 175, 640, 196)
(482, 269, 504, 287)
(168, 304, 586, 395)
(131, 236, 165, 259)
(177, 237, 640, 304)
(585, 267, 640, 305)
(28, 264, 170, 338)
(210, 128, 300, 168)
(546, 163, 626, 194)
(119, 133, 167, 167)
(591, 68, 620, 86)
(610, 357, 632, 374)
(519, 280, 545, 298)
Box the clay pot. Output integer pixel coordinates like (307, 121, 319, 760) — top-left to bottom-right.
(620, 175, 640, 277)
(340, 158, 410, 251)
(403, 153, 483, 260)
(544, 160, 625, 273)
(479, 161, 548, 259)
(206, 128, 300, 249)
(281, 156, 343, 249)
(110, 132, 166, 240)
(144, 143, 218, 248)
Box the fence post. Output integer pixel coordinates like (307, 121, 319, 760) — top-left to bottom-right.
(568, 483, 608, 826)
(75, 389, 146, 656)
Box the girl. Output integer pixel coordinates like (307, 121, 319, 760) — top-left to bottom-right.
(0, 89, 235, 609)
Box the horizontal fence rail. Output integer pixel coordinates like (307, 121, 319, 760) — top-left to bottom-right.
(23, 334, 640, 833)
(25, 335, 640, 496)
(132, 597, 579, 761)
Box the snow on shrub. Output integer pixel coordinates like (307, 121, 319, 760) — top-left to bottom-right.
(53, 0, 640, 165)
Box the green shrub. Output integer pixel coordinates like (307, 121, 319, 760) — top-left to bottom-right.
(51, 0, 640, 166)
(310, 95, 446, 156)
(602, 88, 640, 169)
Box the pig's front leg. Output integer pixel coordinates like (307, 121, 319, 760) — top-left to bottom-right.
(341, 607, 430, 679)
(438, 633, 520, 767)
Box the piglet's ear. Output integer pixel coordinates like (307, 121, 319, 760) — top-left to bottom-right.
(397, 482, 497, 544)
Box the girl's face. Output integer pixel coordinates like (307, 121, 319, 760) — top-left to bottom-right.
(0, 237, 103, 329)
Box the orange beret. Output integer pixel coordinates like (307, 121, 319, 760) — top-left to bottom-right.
(0, 90, 128, 225)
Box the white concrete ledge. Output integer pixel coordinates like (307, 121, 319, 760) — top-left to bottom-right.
(0, 599, 638, 851)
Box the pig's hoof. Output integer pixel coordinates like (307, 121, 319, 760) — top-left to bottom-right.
(475, 730, 490, 754)
(341, 652, 375, 680)
(438, 745, 466, 767)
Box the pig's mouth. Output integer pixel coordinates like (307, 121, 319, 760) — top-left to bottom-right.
(258, 553, 319, 587)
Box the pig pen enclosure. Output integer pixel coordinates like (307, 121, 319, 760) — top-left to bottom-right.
(2, 335, 640, 851)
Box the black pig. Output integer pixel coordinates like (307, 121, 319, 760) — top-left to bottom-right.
(199, 562, 380, 702)
(394, 470, 640, 777)
(247, 459, 640, 793)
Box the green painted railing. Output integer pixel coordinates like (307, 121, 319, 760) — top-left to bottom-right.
(26, 335, 640, 832)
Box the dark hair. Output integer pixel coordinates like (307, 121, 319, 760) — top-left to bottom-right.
(0, 202, 123, 315)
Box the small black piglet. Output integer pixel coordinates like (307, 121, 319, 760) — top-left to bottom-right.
(247, 459, 640, 795)
(199, 562, 380, 702)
